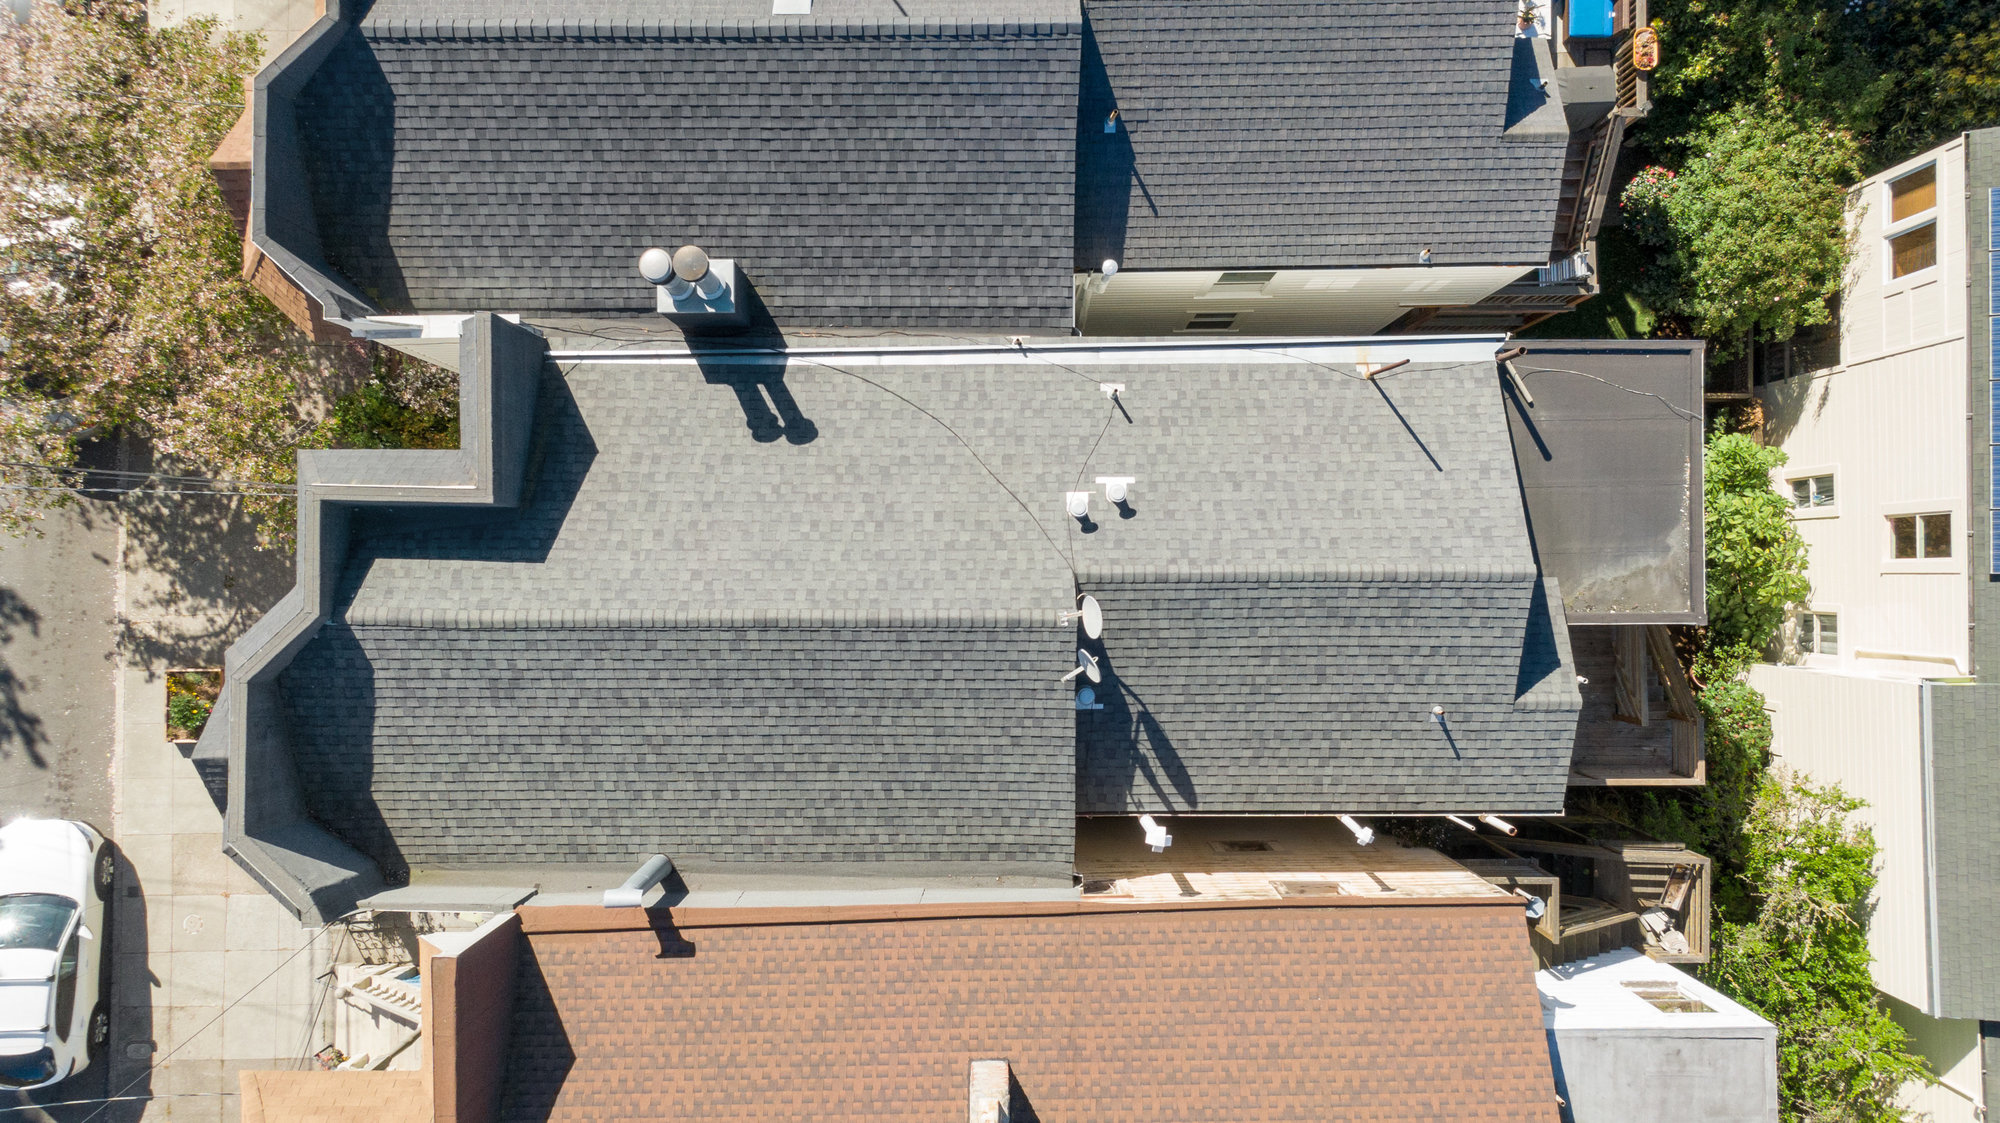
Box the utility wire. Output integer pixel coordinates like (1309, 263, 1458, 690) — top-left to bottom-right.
(0, 1093, 239, 1114)
(780, 352, 1078, 576)
(1511, 366, 1704, 422)
(0, 461, 296, 490)
(77, 915, 352, 1123)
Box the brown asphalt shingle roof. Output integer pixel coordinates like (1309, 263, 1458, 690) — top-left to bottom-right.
(502, 899, 1560, 1121)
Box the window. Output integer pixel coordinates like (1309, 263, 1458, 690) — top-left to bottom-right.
(1790, 475, 1834, 509)
(0, 893, 76, 952)
(1211, 271, 1275, 289)
(1183, 312, 1237, 331)
(1889, 223, 1938, 278)
(1889, 512, 1952, 559)
(53, 931, 78, 1040)
(1884, 164, 1938, 280)
(1621, 980, 1714, 1014)
(1890, 164, 1936, 223)
(1798, 611, 1838, 656)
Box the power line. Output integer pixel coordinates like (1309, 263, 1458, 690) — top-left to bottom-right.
(1511, 365, 1704, 422)
(0, 1092, 238, 1114)
(0, 460, 296, 490)
(77, 915, 351, 1123)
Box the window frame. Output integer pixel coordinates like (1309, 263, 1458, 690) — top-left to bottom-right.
(1781, 465, 1839, 520)
(1882, 162, 1940, 284)
(1881, 502, 1960, 573)
(1795, 609, 1840, 660)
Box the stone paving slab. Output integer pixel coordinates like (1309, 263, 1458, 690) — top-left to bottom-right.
(113, 668, 331, 1123)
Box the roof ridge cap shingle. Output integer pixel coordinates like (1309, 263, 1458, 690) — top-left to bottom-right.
(357, 14, 1079, 41)
(1079, 563, 1538, 584)
(335, 607, 1057, 629)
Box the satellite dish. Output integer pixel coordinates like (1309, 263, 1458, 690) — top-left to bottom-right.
(1059, 594, 1105, 639)
(1060, 648, 1101, 684)
(1078, 648, 1101, 683)
(1079, 595, 1103, 639)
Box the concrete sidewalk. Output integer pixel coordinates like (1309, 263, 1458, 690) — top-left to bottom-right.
(109, 489, 324, 1123)
(110, 679, 332, 1123)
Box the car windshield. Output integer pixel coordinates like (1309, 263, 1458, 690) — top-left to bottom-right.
(0, 895, 75, 952)
(0, 1046, 56, 1088)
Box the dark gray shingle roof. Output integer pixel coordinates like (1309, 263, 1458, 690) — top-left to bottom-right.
(278, 343, 1578, 874)
(292, 3, 1080, 326)
(1075, 0, 1571, 270)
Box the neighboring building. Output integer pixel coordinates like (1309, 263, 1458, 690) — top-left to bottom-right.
(1750, 127, 2000, 1121)
(1074, 0, 1652, 337)
(240, 826, 1567, 1122)
(1538, 948, 1779, 1123)
(229, 0, 1650, 343)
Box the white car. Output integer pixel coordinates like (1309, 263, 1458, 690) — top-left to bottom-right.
(0, 819, 112, 1090)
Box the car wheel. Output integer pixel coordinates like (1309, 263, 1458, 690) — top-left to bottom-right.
(93, 843, 115, 899)
(87, 1002, 110, 1060)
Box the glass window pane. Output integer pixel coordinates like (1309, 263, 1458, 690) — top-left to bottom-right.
(1891, 224, 1937, 278)
(1818, 614, 1838, 655)
(1798, 613, 1815, 651)
(1813, 476, 1834, 506)
(1892, 516, 1918, 558)
(1792, 480, 1811, 508)
(1890, 165, 1936, 222)
(1923, 513, 1952, 557)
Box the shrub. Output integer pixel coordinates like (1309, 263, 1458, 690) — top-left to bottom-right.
(1706, 430, 1812, 651)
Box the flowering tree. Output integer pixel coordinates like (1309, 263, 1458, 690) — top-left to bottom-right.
(0, 0, 357, 544)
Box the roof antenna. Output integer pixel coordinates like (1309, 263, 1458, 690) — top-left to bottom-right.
(1338, 815, 1376, 846)
(1497, 346, 1535, 405)
(1059, 594, 1105, 638)
(1138, 814, 1172, 852)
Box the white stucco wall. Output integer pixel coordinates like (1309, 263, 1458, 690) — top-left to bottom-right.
(1073, 264, 1535, 337)
(1759, 137, 1970, 676)
(1746, 664, 1934, 1012)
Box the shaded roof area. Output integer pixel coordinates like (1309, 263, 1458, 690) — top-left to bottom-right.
(275, 341, 1580, 882)
(501, 900, 1560, 1120)
(1503, 341, 1706, 623)
(1075, 0, 1571, 270)
(289, 0, 1080, 326)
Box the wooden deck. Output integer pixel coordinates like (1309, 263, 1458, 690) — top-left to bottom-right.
(1569, 626, 1703, 786)
(1074, 818, 1506, 903)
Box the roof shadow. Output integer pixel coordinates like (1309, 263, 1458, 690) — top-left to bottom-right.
(279, 624, 410, 884)
(344, 372, 595, 566)
(297, 26, 411, 311)
(500, 937, 577, 1123)
(1077, 646, 1198, 812)
(1074, 13, 1138, 270)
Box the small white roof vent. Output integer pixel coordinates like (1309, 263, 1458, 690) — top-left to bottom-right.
(772, 0, 810, 11)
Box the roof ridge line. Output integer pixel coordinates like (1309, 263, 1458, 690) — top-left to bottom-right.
(1079, 563, 1539, 584)
(359, 15, 1082, 41)
(334, 606, 1060, 628)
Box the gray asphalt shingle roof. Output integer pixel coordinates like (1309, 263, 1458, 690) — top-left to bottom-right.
(1075, 0, 1572, 270)
(277, 345, 1578, 874)
(292, 0, 1081, 325)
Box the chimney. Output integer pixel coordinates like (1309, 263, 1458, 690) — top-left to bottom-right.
(968, 1059, 1012, 1123)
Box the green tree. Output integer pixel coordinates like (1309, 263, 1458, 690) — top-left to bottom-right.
(1620, 108, 1860, 353)
(0, 0, 350, 543)
(1705, 429, 1812, 649)
(1852, 0, 2000, 165)
(1707, 772, 1930, 1121)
